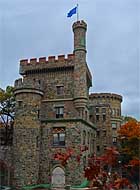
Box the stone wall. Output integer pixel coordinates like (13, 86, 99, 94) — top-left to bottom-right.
(39, 120, 95, 186)
(89, 93, 122, 155)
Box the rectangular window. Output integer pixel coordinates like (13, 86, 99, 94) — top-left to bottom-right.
(103, 114, 106, 122)
(112, 123, 117, 129)
(55, 106, 64, 118)
(97, 131, 100, 137)
(104, 145, 107, 150)
(97, 145, 100, 152)
(96, 115, 99, 122)
(53, 127, 65, 146)
(103, 130, 106, 137)
(56, 86, 64, 95)
(96, 107, 99, 113)
(102, 108, 106, 113)
(113, 137, 117, 143)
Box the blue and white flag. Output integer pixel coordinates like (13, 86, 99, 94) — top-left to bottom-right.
(67, 6, 77, 17)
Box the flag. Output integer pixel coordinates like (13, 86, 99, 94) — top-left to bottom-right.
(67, 6, 77, 17)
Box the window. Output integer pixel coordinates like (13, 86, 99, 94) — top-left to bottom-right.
(112, 109, 115, 116)
(112, 123, 117, 129)
(85, 111, 88, 120)
(36, 136, 39, 148)
(103, 114, 106, 122)
(88, 132, 90, 144)
(56, 86, 64, 95)
(97, 145, 100, 152)
(18, 100, 23, 107)
(102, 108, 106, 114)
(83, 130, 86, 145)
(104, 145, 107, 151)
(37, 110, 40, 119)
(53, 127, 65, 146)
(55, 106, 64, 118)
(83, 156, 86, 168)
(96, 115, 99, 122)
(117, 109, 120, 116)
(97, 130, 100, 137)
(103, 130, 106, 137)
(113, 137, 117, 143)
(96, 107, 99, 113)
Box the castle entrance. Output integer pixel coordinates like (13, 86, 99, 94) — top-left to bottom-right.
(51, 167, 65, 188)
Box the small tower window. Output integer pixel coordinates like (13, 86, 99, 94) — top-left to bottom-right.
(83, 130, 86, 145)
(102, 108, 106, 114)
(97, 130, 100, 137)
(97, 145, 100, 152)
(17, 100, 23, 107)
(103, 130, 106, 137)
(112, 123, 117, 129)
(103, 114, 106, 122)
(96, 115, 99, 122)
(96, 107, 99, 113)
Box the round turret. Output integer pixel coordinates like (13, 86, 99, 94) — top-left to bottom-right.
(72, 20, 87, 53)
(13, 78, 44, 188)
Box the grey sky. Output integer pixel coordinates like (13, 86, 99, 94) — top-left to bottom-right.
(0, 0, 139, 120)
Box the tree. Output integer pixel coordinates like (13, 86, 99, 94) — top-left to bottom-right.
(118, 120, 140, 189)
(54, 147, 133, 190)
(0, 86, 15, 145)
(118, 120, 140, 159)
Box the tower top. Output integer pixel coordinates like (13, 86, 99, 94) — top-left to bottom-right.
(72, 20, 87, 31)
(72, 20, 87, 53)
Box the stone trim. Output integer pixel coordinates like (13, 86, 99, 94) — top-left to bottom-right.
(41, 118, 96, 129)
(42, 98, 73, 102)
(111, 117, 122, 122)
(14, 88, 44, 96)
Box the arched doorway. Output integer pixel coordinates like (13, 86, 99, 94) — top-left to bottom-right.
(51, 167, 65, 188)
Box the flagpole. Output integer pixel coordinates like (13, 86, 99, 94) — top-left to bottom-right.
(77, 3, 79, 21)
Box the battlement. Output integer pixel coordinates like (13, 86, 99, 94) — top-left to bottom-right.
(19, 54, 75, 75)
(89, 93, 122, 102)
(20, 54, 74, 65)
(72, 20, 87, 31)
(14, 78, 44, 93)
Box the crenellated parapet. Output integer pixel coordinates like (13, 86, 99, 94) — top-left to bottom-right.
(19, 54, 74, 75)
(72, 20, 87, 31)
(14, 78, 44, 96)
(90, 93, 122, 102)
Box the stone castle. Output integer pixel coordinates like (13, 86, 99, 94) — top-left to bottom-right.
(0, 20, 122, 189)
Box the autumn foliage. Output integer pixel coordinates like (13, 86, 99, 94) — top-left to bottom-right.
(54, 147, 133, 189)
(118, 120, 140, 139)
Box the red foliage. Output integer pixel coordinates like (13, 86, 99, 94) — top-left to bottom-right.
(54, 145, 88, 166)
(113, 178, 132, 189)
(54, 146, 133, 190)
(54, 148, 74, 166)
(99, 147, 119, 167)
(128, 158, 140, 167)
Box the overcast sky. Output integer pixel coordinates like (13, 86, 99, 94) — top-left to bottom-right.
(0, 0, 139, 120)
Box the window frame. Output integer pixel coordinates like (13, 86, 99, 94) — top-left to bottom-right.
(56, 85, 64, 95)
(52, 127, 65, 146)
(55, 106, 64, 118)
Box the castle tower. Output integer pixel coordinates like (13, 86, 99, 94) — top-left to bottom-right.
(13, 78, 43, 188)
(89, 93, 122, 155)
(73, 20, 92, 118)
